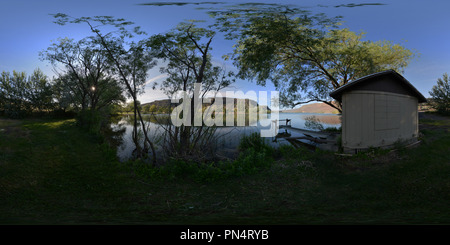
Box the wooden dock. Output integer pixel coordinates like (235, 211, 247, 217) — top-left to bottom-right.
(273, 119, 340, 151)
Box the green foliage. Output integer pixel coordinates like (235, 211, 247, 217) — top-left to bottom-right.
(429, 73, 450, 115)
(212, 7, 415, 111)
(75, 109, 104, 134)
(148, 22, 234, 97)
(322, 126, 341, 132)
(140, 104, 151, 114)
(120, 101, 141, 113)
(149, 104, 157, 113)
(146, 22, 235, 161)
(40, 37, 126, 112)
(133, 158, 229, 184)
(50, 13, 158, 163)
(353, 147, 391, 160)
(277, 144, 312, 160)
(2, 116, 450, 224)
(0, 69, 54, 118)
(27, 69, 54, 112)
(233, 147, 272, 174)
(238, 132, 272, 153)
(131, 132, 274, 183)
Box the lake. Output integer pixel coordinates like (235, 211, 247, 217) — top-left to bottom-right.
(111, 112, 341, 162)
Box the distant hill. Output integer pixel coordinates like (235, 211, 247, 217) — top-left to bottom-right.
(142, 99, 172, 109)
(281, 102, 339, 114)
(142, 97, 270, 112)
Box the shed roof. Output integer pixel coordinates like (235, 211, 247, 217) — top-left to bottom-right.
(329, 70, 427, 103)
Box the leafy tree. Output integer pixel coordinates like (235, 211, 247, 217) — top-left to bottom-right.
(211, 6, 415, 112)
(50, 13, 157, 164)
(27, 69, 54, 113)
(148, 22, 234, 160)
(110, 103, 125, 115)
(52, 72, 81, 111)
(149, 104, 157, 113)
(0, 71, 29, 117)
(429, 73, 450, 115)
(40, 37, 124, 112)
(140, 104, 149, 114)
(0, 69, 53, 118)
(124, 101, 134, 113)
(149, 22, 233, 98)
(124, 100, 141, 113)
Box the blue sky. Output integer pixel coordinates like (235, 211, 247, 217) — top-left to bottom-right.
(1, 0, 449, 106)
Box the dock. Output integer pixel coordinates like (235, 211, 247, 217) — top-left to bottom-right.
(273, 119, 340, 151)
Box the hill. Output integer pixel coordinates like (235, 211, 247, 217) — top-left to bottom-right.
(142, 99, 172, 109)
(281, 102, 339, 114)
(141, 97, 270, 112)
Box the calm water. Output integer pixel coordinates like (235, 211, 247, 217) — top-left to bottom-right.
(111, 112, 341, 161)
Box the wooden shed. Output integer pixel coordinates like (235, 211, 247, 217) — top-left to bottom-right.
(329, 70, 427, 153)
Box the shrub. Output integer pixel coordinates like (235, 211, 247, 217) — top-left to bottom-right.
(429, 73, 450, 115)
(76, 109, 106, 133)
(322, 126, 341, 132)
(238, 132, 273, 154)
(233, 148, 272, 174)
(131, 133, 276, 183)
(277, 144, 312, 160)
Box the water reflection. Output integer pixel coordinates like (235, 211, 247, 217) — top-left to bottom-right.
(110, 112, 341, 162)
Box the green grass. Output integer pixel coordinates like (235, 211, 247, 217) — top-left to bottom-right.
(0, 116, 449, 224)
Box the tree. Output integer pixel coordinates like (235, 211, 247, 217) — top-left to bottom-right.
(51, 13, 157, 164)
(150, 104, 157, 113)
(40, 37, 124, 112)
(52, 72, 82, 111)
(124, 100, 141, 113)
(0, 69, 54, 118)
(211, 6, 414, 112)
(148, 22, 234, 160)
(429, 73, 450, 115)
(26, 69, 54, 114)
(0, 71, 29, 117)
(149, 22, 233, 97)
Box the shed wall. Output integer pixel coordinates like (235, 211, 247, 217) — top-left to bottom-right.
(342, 91, 418, 150)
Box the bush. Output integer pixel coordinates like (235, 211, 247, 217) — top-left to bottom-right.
(322, 126, 341, 132)
(75, 109, 111, 134)
(429, 73, 450, 115)
(131, 133, 276, 183)
(277, 144, 312, 160)
(238, 132, 273, 154)
(76, 110, 102, 132)
(231, 148, 272, 175)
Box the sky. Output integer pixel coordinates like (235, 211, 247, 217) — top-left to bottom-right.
(1, 0, 449, 107)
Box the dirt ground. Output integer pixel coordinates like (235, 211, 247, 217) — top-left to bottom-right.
(419, 112, 450, 131)
(419, 111, 450, 121)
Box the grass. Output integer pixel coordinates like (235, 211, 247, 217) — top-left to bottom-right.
(0, 114, 449, 224)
